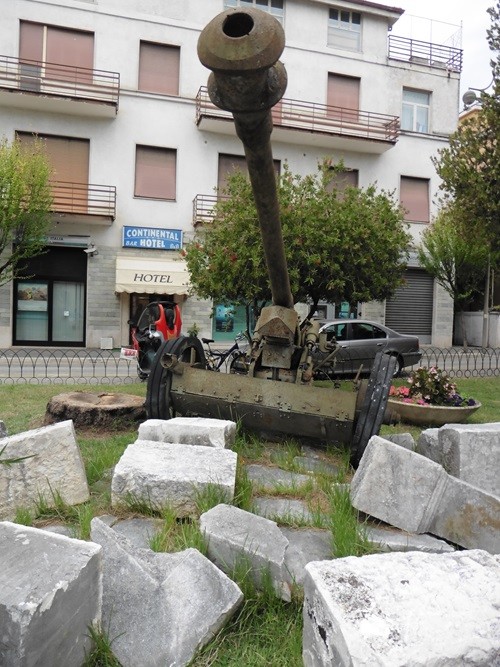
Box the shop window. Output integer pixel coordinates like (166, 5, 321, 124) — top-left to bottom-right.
(139, 42, 180, 96)
(328, 8, 361, 52)
(400, 176, 430, 223)
(135, 145, 176, 200)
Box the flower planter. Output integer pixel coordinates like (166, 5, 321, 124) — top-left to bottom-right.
(385, 399, 481, 427)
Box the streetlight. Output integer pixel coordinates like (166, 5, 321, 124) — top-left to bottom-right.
(462, 78, 494, 109)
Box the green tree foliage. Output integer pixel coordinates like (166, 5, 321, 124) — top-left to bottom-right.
(185, 160, 411, 315)
(417, 204, 490, 310)
(432, 2, 500, 255)
(0, 137, 52, 286)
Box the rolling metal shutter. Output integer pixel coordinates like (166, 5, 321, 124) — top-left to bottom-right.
(385, 268, 434, 337)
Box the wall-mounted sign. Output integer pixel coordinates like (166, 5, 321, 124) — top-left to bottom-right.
(122, 226, 183, 250)
(46, 235, 90, 247)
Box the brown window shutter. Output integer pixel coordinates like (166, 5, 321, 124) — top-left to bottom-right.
(19, 21, 43, 62)
(135, 146, 176, 200)
(139, 42, 180, 95)
(46, 27, 94, 82)
(400, 177, 430, 223)
(327, 73, 360, 122)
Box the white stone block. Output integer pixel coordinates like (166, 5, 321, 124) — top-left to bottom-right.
(351, 436, 500, 553)
(200, 504, 292, 601)
(303, 550, 500, 667)
(91, 516, 242, 667)
(0, 421, 89, 520)
(439, 423, 500, 496)
(416, 428, 442, 463)
(111, 440, 237, 516)
(0, 521, 101, 666)
(137, 417, 236, 448)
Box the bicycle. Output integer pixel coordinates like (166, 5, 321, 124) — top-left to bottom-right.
(201, 331, 250, 373)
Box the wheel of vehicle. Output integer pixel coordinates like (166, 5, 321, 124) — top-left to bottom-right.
(350, 351, 397, 468)
(393, 355, 403, 377)
(145, 336, 206, 420)
(229, 351, 249, 375)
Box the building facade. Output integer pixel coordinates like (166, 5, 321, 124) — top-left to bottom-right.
(0, 0, 461, 348)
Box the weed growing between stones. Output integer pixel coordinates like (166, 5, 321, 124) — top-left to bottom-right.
(13, 507, 34, 526)
(193, 482, 231, 515)
(149, 505, 208, 556)
(322, 482, 374, 558)
(233, 463, 253, 512)
(84, 622, 123, 667)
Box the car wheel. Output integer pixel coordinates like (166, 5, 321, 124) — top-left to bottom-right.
(393, 355, 403, 377)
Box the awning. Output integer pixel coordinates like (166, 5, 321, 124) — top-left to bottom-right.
(115, 256, 190, 295)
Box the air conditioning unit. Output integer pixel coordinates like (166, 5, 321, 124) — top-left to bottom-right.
(100, 337, 113, 350)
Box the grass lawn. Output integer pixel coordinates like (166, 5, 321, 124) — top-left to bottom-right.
(0, 376, 498, 665)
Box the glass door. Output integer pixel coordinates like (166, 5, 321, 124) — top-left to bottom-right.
(15, 281, 49, 341)
(52, 281, 85, 343)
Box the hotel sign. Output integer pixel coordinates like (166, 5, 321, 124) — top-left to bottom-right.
(122, 226, 182, 250)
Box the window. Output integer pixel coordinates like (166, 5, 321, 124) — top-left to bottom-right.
(135, 146, 176, 200)
(400, 177, 430, 223)
(402, 89, 430, 133)
(224, 0, 284, 24)
(326, 168, 358, 194)
(218, 154, 280, 192)
(350, 323, 386, 340)
(19, 21, 94, 84)
(327, 73, 360, 122)
(139, 42, 180, 96)
(328, 8, 361, 51)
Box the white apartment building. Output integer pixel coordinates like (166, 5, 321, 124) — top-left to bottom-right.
(0, 0, 461, 348)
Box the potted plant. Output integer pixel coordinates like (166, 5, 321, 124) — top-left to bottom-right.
(386, 367, 480, 426)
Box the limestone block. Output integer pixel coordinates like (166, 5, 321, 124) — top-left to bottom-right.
(350, 436, 447, 533)
(200, 504, 292, 600)
(137, 417, 236, 448)
(416, 428, 442, 463)
(385, 432, 416, 451)
(351, 436, 500, 553)
(0, 420, 89, 520)
(111, 440, 237, 516)
(244, 463, 311, 492)
(90, 517, 242, 667)
(303, 550, 500, 667)
(0, 521, 101, 667)
(365, 525, 455, 554)
(280, 528, 332, 586)
(439, 423, 500, 496)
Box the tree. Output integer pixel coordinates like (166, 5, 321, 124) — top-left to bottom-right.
(417, 204, 490, 344)
(432, 2, 500, 255)
(0, 137, 53, 286)
(185, 160, 412, 319)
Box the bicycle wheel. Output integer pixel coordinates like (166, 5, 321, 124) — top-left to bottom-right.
(145, 336, 206, 420)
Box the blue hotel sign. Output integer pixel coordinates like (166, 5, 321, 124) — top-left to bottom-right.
(122, 226, 183, 250)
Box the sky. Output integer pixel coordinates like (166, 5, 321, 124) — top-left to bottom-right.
(392, 0, 494, 102)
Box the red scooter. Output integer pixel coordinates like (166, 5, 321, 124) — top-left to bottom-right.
(130, 301, 182, 380)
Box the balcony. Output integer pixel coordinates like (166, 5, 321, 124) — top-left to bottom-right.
(196, 87, 399, 154)
(0, 55, 119, 117)
(51, 182, 116, 224)
(388, 35, 463, 73)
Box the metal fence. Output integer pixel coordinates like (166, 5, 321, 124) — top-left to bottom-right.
(0, 346, 498, 385)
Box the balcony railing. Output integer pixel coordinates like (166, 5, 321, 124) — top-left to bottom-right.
(196, 87, 400, 145)
(388, 35, 463, 73)
(51, 181, 116, 221)
(0, 55, 120, 110)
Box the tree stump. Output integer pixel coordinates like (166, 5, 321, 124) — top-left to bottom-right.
(44, 392, 146, 429)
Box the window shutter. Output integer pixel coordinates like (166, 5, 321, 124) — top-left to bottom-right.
(139, 42, 180, 95)
(400, 177, 430, 222)
(46, 27, 94, 82)
(135, 146, 176, 200)
(19, 22, 43, 62)
(327, 74, 360, 121)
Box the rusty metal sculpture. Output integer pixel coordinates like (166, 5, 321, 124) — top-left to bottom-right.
(145, 7, 396, 464)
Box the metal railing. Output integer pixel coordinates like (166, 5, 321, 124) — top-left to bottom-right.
(388, 35, 463, 73)
(193, 193, 226, 225)
(0, 349, 137, 385)
(0, 55, 120, 109)
(0, 346, 498, 385)
(51, 181, 116, 220)
(196, 87, 400, 144)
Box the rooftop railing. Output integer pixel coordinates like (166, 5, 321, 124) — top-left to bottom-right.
(196, 87, 400, 144)
(51, 181, 116, 220)
(388, 35, 463, 73)
(0, 55, 120, 109)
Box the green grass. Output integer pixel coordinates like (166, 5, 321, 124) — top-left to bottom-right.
(1, 377, 499, 665)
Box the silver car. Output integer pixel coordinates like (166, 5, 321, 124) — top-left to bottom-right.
(313, 319, 422, 377)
